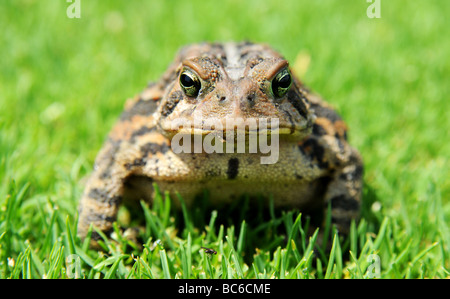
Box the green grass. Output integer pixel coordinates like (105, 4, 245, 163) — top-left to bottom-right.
(0, 0, 449, 279)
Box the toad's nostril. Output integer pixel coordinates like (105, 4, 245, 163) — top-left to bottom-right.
(246, 94, 256, 103)
(217, 94, 227, 102)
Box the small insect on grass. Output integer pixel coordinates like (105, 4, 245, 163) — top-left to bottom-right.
(201, 247, 217, 255)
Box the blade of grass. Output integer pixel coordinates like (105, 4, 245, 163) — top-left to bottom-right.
(304, 228, 319, 259)
(65, 216, 76, 256)
(81, 223, 93, 252)
(179, 242, 189, 279)
(186, 233, 192, 278)
(350, 220, 358, 257)
(236, 220, 246, 254)
(46, 244, 65, 279)
(160, 248, 172, 279)
(141, 200, 175, 250)
(42, 207, 59, 254)
(28, 243, 44, 278)
(333, 230, 343, 278)
(104, 254, 127, 279)
(290, 239, 302, 263)
(176, 192, 193, 234)
(202, 250, 215, 278)
(226, 235, 243, 278)
(206, 210, 218, 242)
(284, 213, 302, 270)
(289, 250, 314, 278)
(24, 247, 32, 279)
(411, 242, 439, 266)
(138, 256, 154, 278)
(385, 239, 413, 277)
(373, 217, 389, 251)
(163, 191, 171, 227)
(349, 251, 364, 279)
(9, 251, 24, 279)
(322, 202, 332, 252)
(218, 239, 228, 279)
(74, 245, 95, 268)
(324, 233, 338, 279)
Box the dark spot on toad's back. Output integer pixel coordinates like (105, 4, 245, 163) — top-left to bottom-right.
(310, 103, 342, 123)
(120, 98, 159, 121)
(299, 138, 328, 168)
(87, 188, 122, 205)
(226, 158, 239, 179)
(140, 142, 170, 156)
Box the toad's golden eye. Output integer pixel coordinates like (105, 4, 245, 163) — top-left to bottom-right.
(180, 69, 201, 97)
(271, 68, 292, 98)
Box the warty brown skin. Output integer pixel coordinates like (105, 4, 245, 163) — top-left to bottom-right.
(77, 42, 363, 248)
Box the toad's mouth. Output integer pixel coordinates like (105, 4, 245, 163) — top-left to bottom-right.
(164, 126, 303, 136)
(160, 117, 313, 138)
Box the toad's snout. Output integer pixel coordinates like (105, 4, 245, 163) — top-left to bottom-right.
(210, 78, 265, 117)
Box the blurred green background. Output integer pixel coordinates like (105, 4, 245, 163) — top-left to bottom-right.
(0, 0, 448, 277)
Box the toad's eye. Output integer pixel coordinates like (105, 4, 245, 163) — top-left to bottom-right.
(271, 68, 292, 98)
(180, 70, 201, 97)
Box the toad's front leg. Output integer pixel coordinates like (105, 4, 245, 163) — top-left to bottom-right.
(323, 147, 364, 235)
(77, 140, 141, 248)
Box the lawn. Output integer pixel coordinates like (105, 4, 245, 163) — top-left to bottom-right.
(0, 0, 448, 279)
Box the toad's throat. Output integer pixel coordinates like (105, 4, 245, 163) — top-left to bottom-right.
(167, 127, 284, 165)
